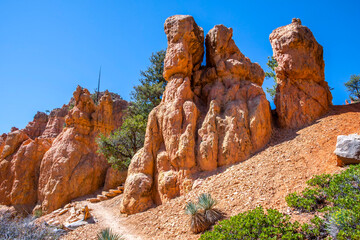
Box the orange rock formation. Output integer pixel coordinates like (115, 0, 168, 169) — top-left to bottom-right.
(270, 18, 332, 128)
(0, 87, 127, 213)
(120, 15, 272, 214)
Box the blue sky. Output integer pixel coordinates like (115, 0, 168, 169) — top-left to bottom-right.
(0, 0, 359, 133)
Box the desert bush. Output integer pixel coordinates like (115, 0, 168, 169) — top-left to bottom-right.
(201, 164, 360, 239)
(0, 212, 61, 240)
(286, 164, 360, 239)
(285, 188, 325, 212)
(200, 207, 303, 239)
(97, 228, 123, 240)
(197, 193, 223, 224)
(300, 215, 327, 239)
(185, 201, 209, 234)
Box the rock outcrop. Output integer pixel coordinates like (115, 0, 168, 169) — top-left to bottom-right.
(270, 18, 332, 128)
(38, 87, 127, 213)
(334, 134, 360, 166)
(0, 87, 128, 214)
(121, 15, 272, 214)
(41, 106, 69, 138)
(23, 112, 48, 139)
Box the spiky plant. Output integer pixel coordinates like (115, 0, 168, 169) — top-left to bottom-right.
(198, 193, 223, 224)
(97, 228, 123, 240)
(185, 201, 208, 233)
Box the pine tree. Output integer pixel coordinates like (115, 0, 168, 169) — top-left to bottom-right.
(97, 50, 166, 169)
(265, 56, 278, 100)
(344, 74, 360, 102)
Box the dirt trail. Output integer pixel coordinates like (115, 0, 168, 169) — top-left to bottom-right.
(88, 202, 142, 240)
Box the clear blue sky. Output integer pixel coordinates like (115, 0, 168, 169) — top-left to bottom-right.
(1, 0, 359, 133)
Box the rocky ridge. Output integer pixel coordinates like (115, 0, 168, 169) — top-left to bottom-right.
(0, 87, 128, 213)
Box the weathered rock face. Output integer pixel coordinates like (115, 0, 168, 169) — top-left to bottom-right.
(334, 134, 360, 166)
(0, 138, 52, 212)
(0, 129, 52, 212)
(23, 112, 48, 139)
(38, 87, 127, 213)
(270, 18, 332, 128)
(163, 15, 204, 80)
(0, 130, 29, 160)
(0, 134, 6, 154)
(0, 87, 127, 214)
(41, 106, 69, 138)
(121, 15, 272, 214)
(103, 168, 127, 191)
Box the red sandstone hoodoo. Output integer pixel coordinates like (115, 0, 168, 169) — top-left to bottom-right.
(120, 15, 273, 214)
(270, 18, 332, 129)
(0, 87, 128, 213)
(120, 15, 333, 215)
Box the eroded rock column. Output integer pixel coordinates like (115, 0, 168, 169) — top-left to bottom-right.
(121, 15, 272, 215)
(270, 18, 332, 128)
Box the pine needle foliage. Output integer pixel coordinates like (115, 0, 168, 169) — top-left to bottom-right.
(97, 50, 166, 170)
(344, 74, 360, 102)
(265, 56, 278, 101)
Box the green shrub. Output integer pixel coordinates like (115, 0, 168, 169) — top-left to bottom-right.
(285, 188, 324, 212)
(202, 164, 360, 239)
(306, 173, 332, 188)
(286, 164, 360, 239)
(200, 207, 303, 239)
(300, 216, 327, 239)
(97, 130, 132, 171)
(97, 228, 123, 240)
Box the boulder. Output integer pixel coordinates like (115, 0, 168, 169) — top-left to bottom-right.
(120, 15, 272, 214)
(334, 134, 360, 166)
(269, 18, 332, 128)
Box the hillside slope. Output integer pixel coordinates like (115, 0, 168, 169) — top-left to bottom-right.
(120, 103, 360, 240)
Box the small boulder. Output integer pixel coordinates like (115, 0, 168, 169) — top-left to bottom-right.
(334, 134, 360, 166)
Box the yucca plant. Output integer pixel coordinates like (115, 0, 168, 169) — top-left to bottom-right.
(185, 201, 208, 233)
(197, 193, 223, 224)
(97, 228, 123, 240)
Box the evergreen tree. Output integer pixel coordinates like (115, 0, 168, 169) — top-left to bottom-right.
(97, 50, 166, 170)
(265, 56, 278, 100)
(344, 74, 360, 102)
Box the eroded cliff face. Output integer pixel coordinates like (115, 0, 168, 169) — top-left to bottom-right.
(120, 15, 272, 214)
(38, 87, 128, 213)
(0, 87, 127, 213)
(270, 18, 332, 128)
